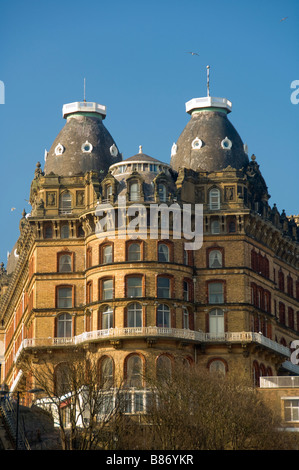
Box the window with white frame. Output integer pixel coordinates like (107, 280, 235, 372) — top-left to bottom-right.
(157, 304, 170, 328)
(102, 245, 113, 264)
(57, 313, 72, 337)
(209, 188, 220, 210)
(102, 279, 113, 300)
(209, 309, 225, 337)
(284, 399, 299, 422)
(101, 305, 113, 329)
(129, 182, 139, 201)
(127, 302, 142, 327)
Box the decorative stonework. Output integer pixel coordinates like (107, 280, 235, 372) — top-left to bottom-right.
(55, 143, 64, 156)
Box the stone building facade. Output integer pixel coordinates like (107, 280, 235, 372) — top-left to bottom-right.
(1, 94, 299, 419)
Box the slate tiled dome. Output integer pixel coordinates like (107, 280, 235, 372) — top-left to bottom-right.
(170, 96, 249, 172)
(44, 101, 122, 177)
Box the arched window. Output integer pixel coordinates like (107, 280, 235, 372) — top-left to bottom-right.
(158, 243, 169, 262)
(127, 242, 141, 261)
(129, 182, 139, 201)
(211, 219, 220, 234)
(57, 313, 72, 337)
(101, 305, 113, 330)
(182, 306, 189, 329)
(100, 356, 114, 389)
(61, 224, 69, 239)
(209, 250, 222, 268)
(209, 359, 226, 375)
(55, 362, 71, 396)
(59, 191, 72, 214)
(58, 254, 72, 272)
(209, 309, 224, 337)
(158, 183, 167, 202)
(126, 354, 143, 388)
(209, 188, 220, 210)
(127, 303, 143, 327)
(157, 304, 170, 328)
(105, 184, 112, 200)
(156, 355, 172, 381)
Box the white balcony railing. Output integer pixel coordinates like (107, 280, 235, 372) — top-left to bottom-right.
(14, 329, 291, 363)
(260, 376, 299, 388)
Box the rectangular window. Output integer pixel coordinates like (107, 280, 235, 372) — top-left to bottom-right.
(208, 283, 224, 304)
(157, 277, 170, 298)
(102, 279, 113, 300)
(103, 245, 113, 264)
(284, 399, 299, 422)
(57, 287, 73, 308)
(127, 277, 142, 297)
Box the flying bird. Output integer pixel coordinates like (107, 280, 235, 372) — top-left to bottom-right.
(280, 17, 288, 22)
(187, 51, 199, 56)
(11, 207, 16, 212)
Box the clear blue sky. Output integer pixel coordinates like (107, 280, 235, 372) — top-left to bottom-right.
(0, 0, 298, 265)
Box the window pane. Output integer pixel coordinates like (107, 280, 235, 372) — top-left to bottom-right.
(102, 306, 113, 329)
(157, 277, 170, 298)
(158, 184, 167, 202)
(101, 357, 113, 389)
(128, 243, 141, 261)
(130, 183, 139, 201)
(209, 309, 224, 335)
(60, 191, 72, 213)
(103, 279, 113, 300)
(59, 254, 72, 272)
(126, 355, 142, 388)
(61, 224, 69, 239)
(211, 220, 220, 234)
(127, 303, 142, 327)
(210, 189, 220, 210)
(58, 287, 72, 308)
(127, 277, 142, 297)
(158, 244, 169, 262)
(208, 283, 223, 303)
(209, 250, 222, 268)
(57, 313, 72, 337)
(103, 245, 112, 264)
(157, 304, 170, 327)
(183, 307, 189, 329)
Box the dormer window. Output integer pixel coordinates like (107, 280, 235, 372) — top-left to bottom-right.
(81, 141, 93, 153)
(55, 143, 65, 156)
(158, 183, 167, 202)
(129, 182, 139, 201)
(191, 137, 203, 149)
(221, 137, 232, 150)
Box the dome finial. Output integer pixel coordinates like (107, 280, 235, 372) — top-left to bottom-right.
(207, 65, 210, 97)
(139, 145, 143, 154)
